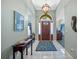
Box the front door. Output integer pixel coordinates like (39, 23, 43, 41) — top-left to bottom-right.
(41, 21, 50, 40)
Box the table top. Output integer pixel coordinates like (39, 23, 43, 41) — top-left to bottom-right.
(12, 39, 32, 48)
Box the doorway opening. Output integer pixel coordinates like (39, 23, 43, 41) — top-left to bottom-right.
(38, 20, 53, 41)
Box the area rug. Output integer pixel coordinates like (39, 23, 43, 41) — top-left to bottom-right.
(36, 40, 57, 51)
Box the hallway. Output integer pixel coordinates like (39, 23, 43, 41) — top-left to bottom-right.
(1, 0, 77, 59)
(17, 40, 73, 59)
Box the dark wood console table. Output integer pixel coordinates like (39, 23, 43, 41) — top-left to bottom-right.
(12, 39, 33, 59)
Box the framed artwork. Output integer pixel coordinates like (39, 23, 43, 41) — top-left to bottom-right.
(71, 16, 77, 32)
(14, 11, 24, 32)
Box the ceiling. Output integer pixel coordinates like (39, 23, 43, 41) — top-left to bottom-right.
(32, 0, 61, 10)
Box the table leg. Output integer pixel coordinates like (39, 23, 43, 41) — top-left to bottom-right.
(13, 49, 15, 59)
(21, 51, 23, 59)
(31, 40, 32, 55)
(26, 46, 28, 55)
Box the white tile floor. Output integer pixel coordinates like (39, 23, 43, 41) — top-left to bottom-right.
(23, 40, 74, 59)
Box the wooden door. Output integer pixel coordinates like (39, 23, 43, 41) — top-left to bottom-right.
(41, 21, 50, 40)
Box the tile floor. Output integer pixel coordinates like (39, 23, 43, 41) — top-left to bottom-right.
(22, 40, 74, 59)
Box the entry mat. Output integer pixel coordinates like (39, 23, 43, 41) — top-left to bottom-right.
(36, 40, 57, 51)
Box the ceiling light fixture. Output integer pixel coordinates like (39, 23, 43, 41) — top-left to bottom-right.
(42, 3, 50, 13)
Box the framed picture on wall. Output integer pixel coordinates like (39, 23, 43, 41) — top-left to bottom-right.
(14, 11, 24, 32)
(71, 16, 77, 32)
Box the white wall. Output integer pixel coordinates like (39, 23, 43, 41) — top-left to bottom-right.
(56, 8, 65, 28)
(25, 0, 36, 33)
(1, 0, 35, 59)
(64, 0, 77, 59)
(56, 0, 77, 59)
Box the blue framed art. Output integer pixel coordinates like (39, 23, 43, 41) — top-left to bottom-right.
(14, 11, 24, 32)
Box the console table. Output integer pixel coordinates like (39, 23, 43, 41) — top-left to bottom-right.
(12, 39, 33, 59)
